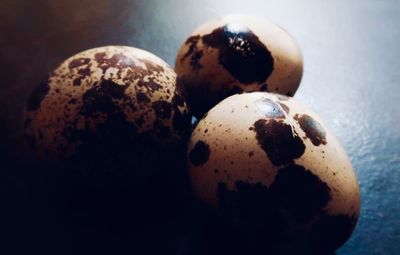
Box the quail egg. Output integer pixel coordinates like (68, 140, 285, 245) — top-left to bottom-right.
(23, 46, 192, 233)
(176, 15, 303, 118)
(187, 92, 360, 253)
(24, 45, 190, 163)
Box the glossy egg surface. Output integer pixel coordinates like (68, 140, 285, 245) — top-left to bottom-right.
(176, 15, 303, 118)
(188, 92, 360, 253)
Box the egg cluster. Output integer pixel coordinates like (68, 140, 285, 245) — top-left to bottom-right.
(24, 15, 359, 255)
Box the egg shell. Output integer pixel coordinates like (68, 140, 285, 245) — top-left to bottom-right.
(24, 45, 191, 161)
(188, 92, 360, 253)
(176, 15, 303, 118)
(23, 46, 193, 234)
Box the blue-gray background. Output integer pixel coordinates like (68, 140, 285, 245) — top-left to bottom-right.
(0, 0, 399, 254)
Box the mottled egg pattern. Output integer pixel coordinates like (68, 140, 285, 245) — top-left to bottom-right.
(188, 92, 360, 253)
(24, 46, 190, 159)
(175, 15, 303, 118)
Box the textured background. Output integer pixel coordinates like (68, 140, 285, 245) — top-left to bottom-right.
(0, 0, 399, 254)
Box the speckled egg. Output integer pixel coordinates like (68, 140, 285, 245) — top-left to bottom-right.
(188, 92, 360, 253)
(24, 46, 190, 162)
(23, 45, 192, 233)
(175, 15, 303, 118)
(23, 45, 193, 201)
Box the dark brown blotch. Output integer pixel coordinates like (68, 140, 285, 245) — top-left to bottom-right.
(180, 35, 200, 62)
(73, 77, 82, 86)
(217, 181, 281, 240)
(271, 163, 331, 221)
(94, 52, 136, 73)
(139, 79, 163, 93)
(136, 92, 150, 103)
(181, 35, 203, 71)
(77, 67, 91, 77)
(189, 140, 210, 166)
(253, 119, 305, 166)
(184, 35, 201, 46)
(80, 79, 129, 116)
(190, 50, 203, 71)
(68, 57, 91, 69)
(216, 164, 334, 253)
(294, 114, 327, 146)
(202, 23, 274, 84)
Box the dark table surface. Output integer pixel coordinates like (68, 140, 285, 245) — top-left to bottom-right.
(1, 0, 399, 254)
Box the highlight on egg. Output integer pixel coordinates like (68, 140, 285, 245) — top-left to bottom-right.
(176, 15, 303, 118)
(187, 92, 360, 254)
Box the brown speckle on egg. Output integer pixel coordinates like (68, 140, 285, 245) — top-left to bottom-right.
(68, 57, 91, 69)
(294, 113, 327, 146)
(72, 77, 82, 86)
(253, 119, 305, 166)
(136, 92, 151, 103)
(181, 35, 202, 71)
(189, 140, 211, 166)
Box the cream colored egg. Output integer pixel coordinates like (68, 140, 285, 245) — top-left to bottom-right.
(176, 15, 303, 118)
(24, 46, 191, 161)
(188, 92, 360, 253)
